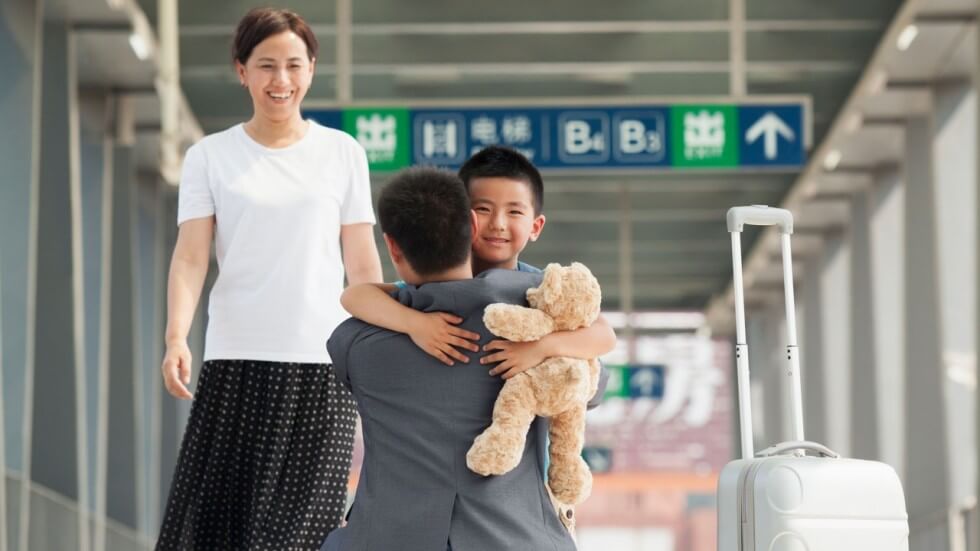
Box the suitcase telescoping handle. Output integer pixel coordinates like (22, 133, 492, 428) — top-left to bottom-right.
(755, 441, 840, 459)
(727, 205, 805, 460)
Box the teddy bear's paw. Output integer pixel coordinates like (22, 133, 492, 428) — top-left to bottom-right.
(466, 432, 523, 476)
(548, 459, 594, 505)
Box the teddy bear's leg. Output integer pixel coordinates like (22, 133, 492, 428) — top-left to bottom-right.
(547, 403, 593, 505)
(466, 378, 538, 476)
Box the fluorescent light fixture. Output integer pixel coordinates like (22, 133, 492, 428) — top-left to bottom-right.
(823, 149, 842, 171)
(577, 70, 632, 85)
(844, 112, 863, 134)
(129, 32, 150, 60)
(394, 66, 462, 85)
(896, 24, 919, 51)
(802, 181, 818, 199)
(867, 69, 888, 95)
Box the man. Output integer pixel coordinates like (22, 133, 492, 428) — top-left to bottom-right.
(324, 167, 597, 550)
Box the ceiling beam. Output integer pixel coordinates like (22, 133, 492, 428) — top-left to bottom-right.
(181, 60, 863, 80)
(180, 19, 885, 37)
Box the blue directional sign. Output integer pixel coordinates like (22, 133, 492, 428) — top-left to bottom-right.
(556, 110, 610, 164)
(612, 109, 670, 165)
(411, 108, 547, 166)
(305, 99, 806, 172)
(739, 105, 804, 167)
(305, 109, 342, 131)
(625, 364, 666, 399)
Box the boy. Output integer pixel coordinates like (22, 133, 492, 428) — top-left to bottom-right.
(341, 145, 616, 375)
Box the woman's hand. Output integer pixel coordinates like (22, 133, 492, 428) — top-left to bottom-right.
(161, 340, 194, 399)
(407, 312, 481, 366)
(481, 339, 551, 379)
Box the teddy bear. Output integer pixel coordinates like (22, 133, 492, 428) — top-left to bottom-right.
(466, 262, 603, 506)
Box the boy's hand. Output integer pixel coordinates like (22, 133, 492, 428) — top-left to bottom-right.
(482, 339, 551, 379)
(408, 312, 481, 366)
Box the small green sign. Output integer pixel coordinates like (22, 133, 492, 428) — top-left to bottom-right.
(671, 105, 738, 168)
(603, 365, 630, 399)
(342, 108, 410, 171)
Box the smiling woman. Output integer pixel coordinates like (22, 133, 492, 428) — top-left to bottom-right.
(155, 7, 383, 551)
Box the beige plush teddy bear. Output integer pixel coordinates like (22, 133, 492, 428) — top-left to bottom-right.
(466, 262, 603, 506)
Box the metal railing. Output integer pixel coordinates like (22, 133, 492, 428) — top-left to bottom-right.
(6, 473, 151, 551)
(909, 497, 977, 551)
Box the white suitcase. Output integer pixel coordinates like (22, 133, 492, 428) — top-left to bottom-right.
(717, 206, 909, 551)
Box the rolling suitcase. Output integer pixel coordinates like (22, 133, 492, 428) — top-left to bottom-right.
(717, 205, 909, 551)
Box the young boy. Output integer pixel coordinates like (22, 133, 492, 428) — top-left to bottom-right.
(341, 145, 616, 377)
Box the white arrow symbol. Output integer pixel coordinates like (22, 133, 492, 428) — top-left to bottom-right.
(745, 112, 795, 160)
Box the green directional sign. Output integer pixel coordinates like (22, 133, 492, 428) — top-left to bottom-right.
(670, 104, 738, 168)
(603, 365, 630, 399)
(342, 107, 410, 171)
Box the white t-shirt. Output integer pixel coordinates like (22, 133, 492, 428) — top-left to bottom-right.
(177, 121, 375, 364)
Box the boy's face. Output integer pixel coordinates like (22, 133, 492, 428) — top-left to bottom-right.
(469, 177, 546, 270)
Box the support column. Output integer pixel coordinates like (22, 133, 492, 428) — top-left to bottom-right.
(157, 189, 179, 534)
(975, 1, 980, 542)
(869, 167, 906, 477)
(92, 123, 114, 551)
(29, 19, 87, 550)
(134, 173, 165, 535)
(747, 309, 782, 447)
(619, 185, 635, 363)
(105, 144, 139, 531)
(335, 0, 352, 104)
(820, 233, 851, 457)
(0, 0, 43, 547)
(904, 115, 950, 527)
(801, 253, 827, 445)
(850, 191, 879, 460)
(932, 83, 977, 512)
(728, 0, 746, 97)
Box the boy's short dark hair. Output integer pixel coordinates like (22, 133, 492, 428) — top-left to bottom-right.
(378, 167, 472, 276)
(458, 146, 544, 215)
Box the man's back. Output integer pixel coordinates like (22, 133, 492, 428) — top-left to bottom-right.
(326, 269, 575, 551)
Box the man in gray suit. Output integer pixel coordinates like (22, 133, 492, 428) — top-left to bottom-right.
(324, 168, 589, 550)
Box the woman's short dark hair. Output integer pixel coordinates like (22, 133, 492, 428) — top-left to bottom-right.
(378, 168, 472, 276)
(232, 7, 318, 64)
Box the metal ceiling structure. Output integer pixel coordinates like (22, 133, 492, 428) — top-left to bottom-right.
(71, 0, 929, 315)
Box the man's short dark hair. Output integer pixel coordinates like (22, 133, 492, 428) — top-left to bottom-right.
(458, 146, 544, 215)
(378, 167, 472, 276)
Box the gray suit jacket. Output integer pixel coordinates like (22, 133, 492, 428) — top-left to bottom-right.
(324, 269, 578, 551)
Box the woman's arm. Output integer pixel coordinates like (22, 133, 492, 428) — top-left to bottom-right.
(340, 223, 383, 285)
(161, 217, 214, 399)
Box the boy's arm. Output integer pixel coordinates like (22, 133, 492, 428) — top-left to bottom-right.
(341, 283, 481, 366)
(483, 314, 617, 379)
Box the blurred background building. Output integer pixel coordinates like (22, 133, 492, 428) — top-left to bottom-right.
(0, 0, 977, 549)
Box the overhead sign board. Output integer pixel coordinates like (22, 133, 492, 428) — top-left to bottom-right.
(305, 99, 807, 172)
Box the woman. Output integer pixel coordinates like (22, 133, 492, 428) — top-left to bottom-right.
(156, 7, 382, 550)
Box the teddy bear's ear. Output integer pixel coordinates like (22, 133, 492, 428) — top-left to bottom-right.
(570, 262, 593, 279)
(538, 263, 564, 304)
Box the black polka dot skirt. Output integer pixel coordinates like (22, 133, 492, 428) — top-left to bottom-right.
(156, 359, 357, 551)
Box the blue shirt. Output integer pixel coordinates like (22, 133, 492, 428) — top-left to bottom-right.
(516, 260, 541, 273)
